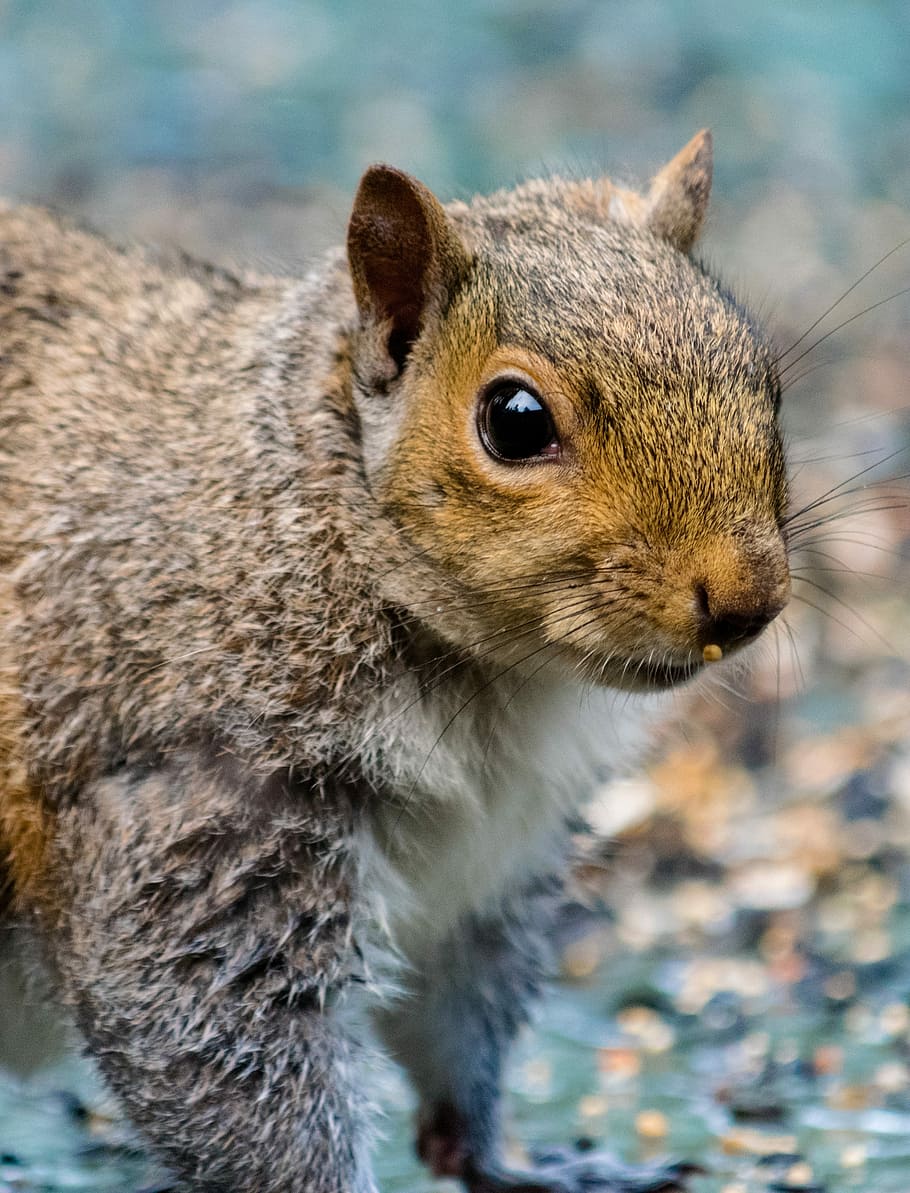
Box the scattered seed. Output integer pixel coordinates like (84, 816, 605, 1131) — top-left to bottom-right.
(634, 1109, 668, 1139)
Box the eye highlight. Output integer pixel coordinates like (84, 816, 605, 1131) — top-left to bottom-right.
(478, 380, 559, 462)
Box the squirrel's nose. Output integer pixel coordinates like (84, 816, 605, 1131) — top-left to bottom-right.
(694, 581, 786, 649)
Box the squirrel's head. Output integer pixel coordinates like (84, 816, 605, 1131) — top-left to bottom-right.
(346, 131, 790, 691)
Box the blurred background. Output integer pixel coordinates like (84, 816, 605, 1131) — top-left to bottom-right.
(0, 2, 909, 1191)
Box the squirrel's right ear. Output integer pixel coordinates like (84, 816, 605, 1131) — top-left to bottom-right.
(347, 165, 471, 382)
(644, 129, 713, 253)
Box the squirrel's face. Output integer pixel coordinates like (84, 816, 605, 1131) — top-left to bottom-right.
(347, 135, 790, 691)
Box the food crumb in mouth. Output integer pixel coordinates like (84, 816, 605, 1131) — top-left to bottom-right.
(703, 643, 723, 663)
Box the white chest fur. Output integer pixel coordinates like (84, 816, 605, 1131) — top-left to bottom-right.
(357, 669, 662, 956)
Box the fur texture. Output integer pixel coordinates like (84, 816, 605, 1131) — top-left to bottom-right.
(0, 132, 789, 1191)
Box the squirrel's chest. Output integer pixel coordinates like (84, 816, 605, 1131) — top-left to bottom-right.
(362, 676, 657, 952)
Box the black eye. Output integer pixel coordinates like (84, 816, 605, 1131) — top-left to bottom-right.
(479, 382, 559, 462)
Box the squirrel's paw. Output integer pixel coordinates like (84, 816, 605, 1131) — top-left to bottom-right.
(462, 1147, 699, 1193)
(418, 1105, 698, 1193)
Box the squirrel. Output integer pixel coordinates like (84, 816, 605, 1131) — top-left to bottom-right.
(0, 129, 791, 1192)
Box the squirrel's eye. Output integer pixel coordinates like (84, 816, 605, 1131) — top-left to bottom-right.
(479, 382, 559, 462)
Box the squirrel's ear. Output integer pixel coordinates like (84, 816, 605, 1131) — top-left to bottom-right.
(644, 129, 712, 253)
(347, 165, 470, 381)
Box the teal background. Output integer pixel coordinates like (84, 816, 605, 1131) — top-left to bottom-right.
(2, 0, 909, 289)
(2, 0, 909, 200)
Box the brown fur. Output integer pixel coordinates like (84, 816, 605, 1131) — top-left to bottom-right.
(0, 135, 789, 1190)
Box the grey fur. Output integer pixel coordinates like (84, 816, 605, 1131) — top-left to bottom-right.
(0, 146, 788, 1192)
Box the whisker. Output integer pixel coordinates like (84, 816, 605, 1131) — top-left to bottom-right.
(786, 499, 908, 541)
(795, 530, 904, 554)
(389, 603, 619, 832)
(791, 404, 910, 437)
(395, 561, 632, 619)
(780, 357, 841, 394)
(410, 587, 611, 676)
(772, 619, 783, 761)
(791, 574, 897, 654)
(790, 563, 884, 585)
(775, 236, 910, 362)
(782, 449, 909, 526)
(788, 445, 886, 471)
(777, 616, 806, 696)
(779, 284, 910, 378)
(477, 648, 567, 775)
(401, 585, 675, 829)
(789, 590, 889, 652)
(350, 591, 617, 785)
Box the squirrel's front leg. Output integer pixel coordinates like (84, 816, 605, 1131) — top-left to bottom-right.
(374, 880, 553, 1185)
(34, 753, 377, 1193)
(375, 882, 690, 1193)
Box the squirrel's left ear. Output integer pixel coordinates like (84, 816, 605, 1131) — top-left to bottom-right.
(347, 165, 471, 382)
(644, 129, 713, 253)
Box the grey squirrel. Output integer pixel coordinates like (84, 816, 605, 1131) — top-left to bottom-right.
(0, 129, 790, 1191)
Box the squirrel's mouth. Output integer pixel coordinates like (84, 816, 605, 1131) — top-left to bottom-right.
(596, 655, 704, 692)
(639, 658, 703, 690)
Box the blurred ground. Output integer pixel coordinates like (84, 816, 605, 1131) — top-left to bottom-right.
(0, 2, 909, 1191)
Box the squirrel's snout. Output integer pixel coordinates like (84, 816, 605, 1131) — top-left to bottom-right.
(677, 533, 791, 654)
(694, 580, 788, 650)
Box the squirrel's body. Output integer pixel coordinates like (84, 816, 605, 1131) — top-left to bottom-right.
(0, 134, 791, 1192)
(0, 204, 643, 938)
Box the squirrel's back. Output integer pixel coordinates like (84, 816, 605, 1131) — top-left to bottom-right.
(0, 207, 392, 906)
(0, 209, 252, 905)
